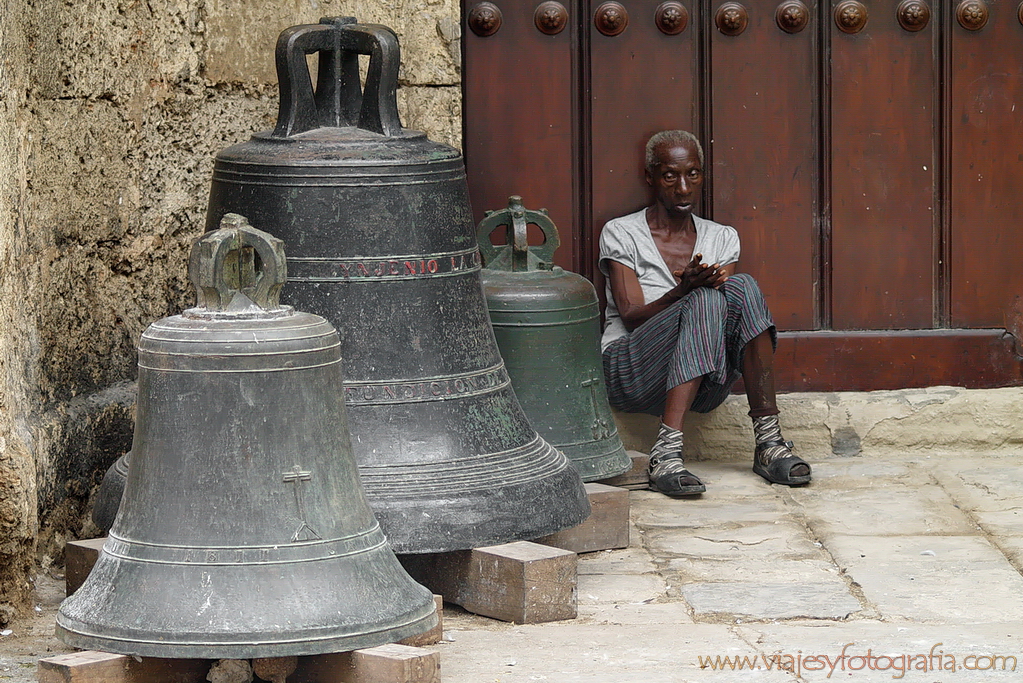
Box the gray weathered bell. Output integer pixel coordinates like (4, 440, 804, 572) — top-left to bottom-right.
(57, 216, 437, 659)
(203, 18, 590, 553)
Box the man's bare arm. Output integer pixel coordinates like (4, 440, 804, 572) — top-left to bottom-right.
(608, 257, 728, 332)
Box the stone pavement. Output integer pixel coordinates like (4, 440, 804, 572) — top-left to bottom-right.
(432, 453, 1023, 682)
(4, 452, 1023, 683)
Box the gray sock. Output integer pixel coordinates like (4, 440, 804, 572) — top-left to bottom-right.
(650, 423, 684, 464)
(752, 414, 791, 464)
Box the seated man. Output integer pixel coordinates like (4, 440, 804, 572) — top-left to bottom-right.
(599, 129, 811, 496)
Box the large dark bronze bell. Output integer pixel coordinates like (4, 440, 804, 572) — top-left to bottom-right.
(203, 18, 589, 553)
(478, 197, 630, 482)
(57, 216, 437, 659)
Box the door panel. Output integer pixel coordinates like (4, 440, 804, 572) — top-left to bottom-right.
(589, 0, 699, 266)
(709, 0, 819, 330)
(829, 0, 937, 329)
(462, 0, 579, 270)
(950, 0, 1023, 327)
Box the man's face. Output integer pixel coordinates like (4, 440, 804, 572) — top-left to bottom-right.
(645, 141, 704, 220)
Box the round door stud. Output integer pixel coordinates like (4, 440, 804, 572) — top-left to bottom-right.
(595, 1, 630, 35)
(834, 0, 868, 33)
(716, 2, 749, 35)
(956, 0, 989, 29)
(776, 0, 810, 32)
(468, 2, 504, 36)
(897, 0, 930, 30)
(655, 1, 689, 34)
(535, 1, 569, 34)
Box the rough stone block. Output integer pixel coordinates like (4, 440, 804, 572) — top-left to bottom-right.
(596, 451, 649, 490)
(64, 537, 107, 596)
(534, 483, 630, 554)
(397, 595, 443, 647)
(400, 541, 577, 623)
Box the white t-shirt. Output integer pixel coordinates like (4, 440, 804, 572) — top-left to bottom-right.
(598, 209, 741, 351)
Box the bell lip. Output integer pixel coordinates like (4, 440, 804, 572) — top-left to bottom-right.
(557, 439, 632, 482)
(374, 457, 592, 554)
(54, 609, 439, 660)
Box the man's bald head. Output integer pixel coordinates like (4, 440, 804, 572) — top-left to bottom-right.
(645, 130, 704, 172)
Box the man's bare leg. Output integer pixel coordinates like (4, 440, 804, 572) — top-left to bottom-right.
(741, 330, 811, 483)
(662, 375, 703, 430)
(649, 375, 706, 496)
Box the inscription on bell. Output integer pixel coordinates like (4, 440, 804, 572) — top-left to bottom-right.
(289, 250, 482, 282)
(344, 366, 510, 405)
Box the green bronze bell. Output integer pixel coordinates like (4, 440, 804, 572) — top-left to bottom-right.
(478, 196, 630, 482)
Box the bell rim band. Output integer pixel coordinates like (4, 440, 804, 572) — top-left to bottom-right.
(357, 435, 568, 496)
(100, 524, 388, 566)
(55, 609, 439, 660)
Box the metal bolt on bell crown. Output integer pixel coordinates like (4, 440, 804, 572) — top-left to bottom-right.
(56, 215, 437, 659)
(204, 18, 590, 553)
(478, 196, 631, 482)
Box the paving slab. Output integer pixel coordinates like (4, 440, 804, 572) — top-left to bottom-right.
(736, 621, 1023, 681)
(577, 547, 659, 575)
(803, 458, 927, 489)
(825, 535, 1023, 622)
(578, 573, 669, 605)
(672, 461, 790, 497)
(932, 460, 1023, 512)
(643, 521, 823, 561)
(577, 601, 695, 626)
(665, 556, 846, 584)
(681, 580, 862, 621)
(791, 484, 977, 536)
(431, 623, 796, 682)
(632, 495, 797, 530)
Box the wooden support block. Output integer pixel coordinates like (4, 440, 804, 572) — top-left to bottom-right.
(400, 541, 576, 624)
(38, 651, 127, 683)
(397, 595, 443, 647)
(596, 450, 650, 490)
(294, 645, 439, 683)
(349, 645, 439, 683)
(533, 483, 630, 554)
(38, 651, 209, 683)
(64, 537, 108, 596)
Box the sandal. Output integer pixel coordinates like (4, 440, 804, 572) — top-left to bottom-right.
(649, 455, 706, 496)
(752, 439, 811, 486)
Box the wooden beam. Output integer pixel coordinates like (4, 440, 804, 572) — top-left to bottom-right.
(762, 329, 1023, 393)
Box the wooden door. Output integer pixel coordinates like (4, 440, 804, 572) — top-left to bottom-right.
(462, 0, 1023, 391)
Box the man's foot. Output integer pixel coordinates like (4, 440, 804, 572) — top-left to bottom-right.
(649, 455, 706, 496)
(648, 422, 706, 496)
(752, 439, 811, 486)
(751, 415, 811, 486)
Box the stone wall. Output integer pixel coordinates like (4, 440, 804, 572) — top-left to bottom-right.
(0, 0, 461, 624)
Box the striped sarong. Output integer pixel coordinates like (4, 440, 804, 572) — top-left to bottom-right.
(602, 273, 776, 415)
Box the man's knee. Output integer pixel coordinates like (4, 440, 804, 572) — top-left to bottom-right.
(684, 285, 727, 311)
(723, 272, 762, 295)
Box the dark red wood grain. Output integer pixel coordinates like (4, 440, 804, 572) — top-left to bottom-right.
(462, 0, 579, 271)
(829, 0, 937, 330)
(950, 0, 1023, 327)
(709, 0, 818, 331)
